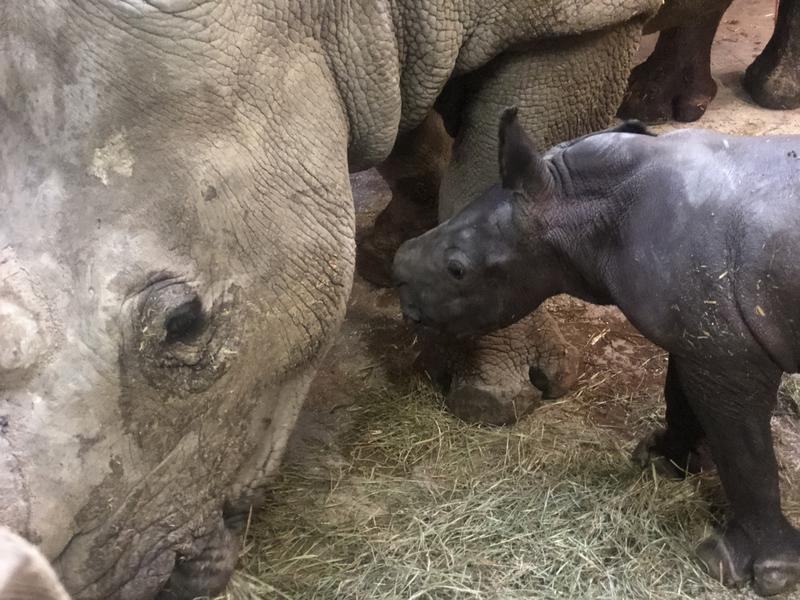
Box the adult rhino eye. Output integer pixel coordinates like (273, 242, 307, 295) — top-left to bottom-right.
(132, 280, 233, 392)
(164, 297, 205, 343)
(139, 282, 207, 346)
(447, 259, 466, 280)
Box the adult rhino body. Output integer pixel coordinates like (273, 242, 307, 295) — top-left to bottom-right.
(1, 1, 663, 598)
(394, 112, 800, 595)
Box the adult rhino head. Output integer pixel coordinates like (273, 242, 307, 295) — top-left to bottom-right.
(1, 1, 353, 598)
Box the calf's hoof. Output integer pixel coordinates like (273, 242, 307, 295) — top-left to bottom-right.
(632, 430, 689, 478)
(632, 428, 713, 478)
(697, 526, 800, 596)
(696, 530, 753, 588)
(753, 560, 800, 596)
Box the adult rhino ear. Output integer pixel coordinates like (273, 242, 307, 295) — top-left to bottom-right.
(498, 107, 553, 199)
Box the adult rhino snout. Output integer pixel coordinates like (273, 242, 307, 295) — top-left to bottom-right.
(0, 299, 44, 375)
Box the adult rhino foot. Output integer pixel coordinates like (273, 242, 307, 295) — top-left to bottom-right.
(743, 0, 800, 110)
(356, 178, 441, 288)
(618, 56, 718, 123)
(619, 8, 726, 123)
(357, 111, 451, 288)
(419, 308, 579, 426)
(156, 515, 241, 600)
(446, 382, 541, 426)
(632, 428, 713, 478)
(357, 228, 406, 288)
(697, 525, 800, 596)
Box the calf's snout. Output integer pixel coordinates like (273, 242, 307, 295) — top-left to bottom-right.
(391, 240, 417, 287)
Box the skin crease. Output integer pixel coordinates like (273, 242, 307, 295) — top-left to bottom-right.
(394, 111, 800, 596)
(2, 1, 677, 599)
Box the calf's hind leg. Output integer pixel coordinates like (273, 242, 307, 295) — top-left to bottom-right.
(678, 359, 800, 596)
(633, 354, 710, 476)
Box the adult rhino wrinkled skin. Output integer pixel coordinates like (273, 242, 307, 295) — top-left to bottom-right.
(0, 1, 666, 598)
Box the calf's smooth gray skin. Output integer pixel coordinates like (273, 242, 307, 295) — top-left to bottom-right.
(395, 110, 800, 596)
(0, 1, 669, 598)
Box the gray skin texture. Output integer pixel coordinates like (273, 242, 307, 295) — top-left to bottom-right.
(0, 1, 667, 598)
(394, 111, 800, 596)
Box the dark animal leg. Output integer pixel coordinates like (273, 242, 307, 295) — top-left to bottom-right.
(677, 360, 800, 596)
(744, 0, 800, 110)
(633, 354, 711, 477)
(356, 111, 452, 287)
(618, 3, 732, 123)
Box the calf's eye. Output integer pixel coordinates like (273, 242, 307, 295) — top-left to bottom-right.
(447, 259, 466, 280)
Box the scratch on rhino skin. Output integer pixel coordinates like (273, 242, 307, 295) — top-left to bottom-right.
(89, 131, 134, 185)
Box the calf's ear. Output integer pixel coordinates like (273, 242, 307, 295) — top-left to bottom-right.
(498, 107, 553, 200)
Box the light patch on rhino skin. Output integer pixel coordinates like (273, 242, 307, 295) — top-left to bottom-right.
(89, 131, 134, 186)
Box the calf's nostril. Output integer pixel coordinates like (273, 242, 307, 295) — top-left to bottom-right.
(0, 299, 44, 373)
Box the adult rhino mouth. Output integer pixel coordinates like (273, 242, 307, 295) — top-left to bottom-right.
(155, 515, 242, 600)
(54, 509, 244, 600)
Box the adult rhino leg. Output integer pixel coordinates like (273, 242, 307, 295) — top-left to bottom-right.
(430, 24, 643, 424)
(618, 2, 733, 123)
(632, 354, 712, 477)
(356, 112, 452, 287)
(744, 0, 800, 110)
(676, 359, 800, 596)
(417, 309, 578, 425)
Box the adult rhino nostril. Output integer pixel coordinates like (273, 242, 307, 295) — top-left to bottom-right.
(0, 299, 44, 373)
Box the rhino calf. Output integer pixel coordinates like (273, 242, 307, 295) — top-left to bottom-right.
(393, 109, 800, 596)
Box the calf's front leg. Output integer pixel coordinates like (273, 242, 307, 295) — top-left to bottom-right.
(678, 359, 800, 596)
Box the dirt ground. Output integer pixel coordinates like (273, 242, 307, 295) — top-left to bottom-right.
(226, 2, 800, 598)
